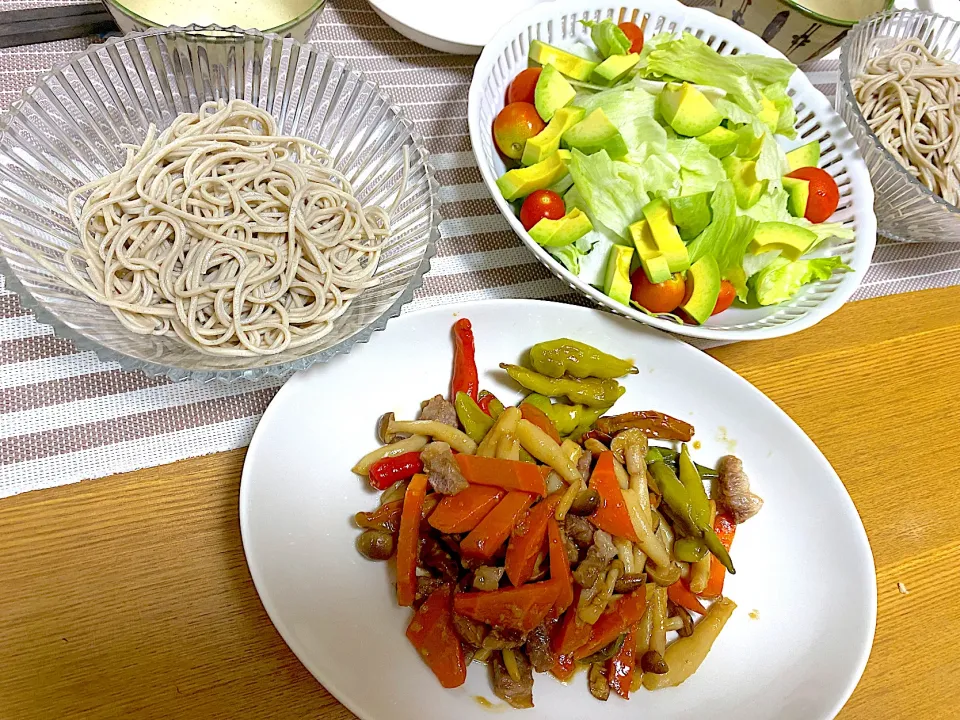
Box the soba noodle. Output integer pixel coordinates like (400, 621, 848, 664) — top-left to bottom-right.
(45, 99, 399, 357)
(852, 38, 960, 205)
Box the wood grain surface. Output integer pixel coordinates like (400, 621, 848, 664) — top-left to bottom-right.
(2, 286, 959, 719)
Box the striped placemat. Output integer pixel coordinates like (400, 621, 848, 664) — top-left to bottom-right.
(0, 0, 956, 498)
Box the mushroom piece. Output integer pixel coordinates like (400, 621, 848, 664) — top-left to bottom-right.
(716, 455, 763, 523)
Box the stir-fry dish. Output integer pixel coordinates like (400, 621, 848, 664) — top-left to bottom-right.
(493, 18, 855, 322)
(352, 319, 763, 707)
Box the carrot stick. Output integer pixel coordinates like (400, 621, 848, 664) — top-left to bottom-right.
(396, 473, 429, 607)
(460, 490, 535, 561)
(454, 454, 548, 496)
(668, 580, 707, 615)
(589, 451, 640, 541)
(406, 585, 467, 688)
(453, 579, 561, 632)
(547, 517, 574, 615)
(504, 495, 559, 587)
(428, 485, 505, 534)
(520, 402, 561, 444)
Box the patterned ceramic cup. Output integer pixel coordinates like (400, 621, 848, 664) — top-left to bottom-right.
(711, 0, 894, 63)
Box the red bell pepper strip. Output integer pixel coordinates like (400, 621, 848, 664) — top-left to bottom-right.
(574, 589, 647, 660)
(547, 517, 573, 615)
(367, 451, 424, 491)
(551, 652, 577, 683)
(519, 402, 561, 444)
(451, 318, 479, 402)
(459, 490, 535, 561)
(588, 451, 639, 542)
(454, 579, 561, 633)
(668, 580, 707, 615)
(396, 473, 428, 607)
(701, 511, 736, 599)
(428, 485, 504, 534)
(406, 584, 467, 688)
(454, 454, 548, 496)
(504, 495, 559, 587)
(607, 629, 637, 699)
(477, 390, 499, 415)
(551, 586, 592, 655)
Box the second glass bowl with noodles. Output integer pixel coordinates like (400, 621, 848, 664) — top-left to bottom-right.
(837, 10, 960, 242)
(0, 26, 437, 382)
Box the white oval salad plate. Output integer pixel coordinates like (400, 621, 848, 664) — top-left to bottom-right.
(239, 299, 876, 720)
(467, 0, 877, 341)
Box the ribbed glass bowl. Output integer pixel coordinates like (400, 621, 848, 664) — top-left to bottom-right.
(0, 26, 438, 382)
(837, 10, 960, 242)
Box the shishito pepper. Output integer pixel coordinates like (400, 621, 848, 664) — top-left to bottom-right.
(650, 461, 735, 574)
(678, 444, 711, 529)
(500, 363, 625, 408)
(455, 391, 494, 443)
(528, 339, 638, 379)
(521, 394, 582, 436)
(478, 390, 504, 419)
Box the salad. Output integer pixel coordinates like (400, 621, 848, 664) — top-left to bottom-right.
(491, 19, 853, 324)
(352, 319, 763, 707)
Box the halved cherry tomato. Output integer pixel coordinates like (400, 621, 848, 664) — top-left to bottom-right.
(618, 21, 644, 54)
(711, 279, 737, 316)
(506, 67, 542, 106)
(493, 102, 545, 160)
(519, 189, 565, 231)
(785, 166, 840, 223)
(630, 270, 685, 314)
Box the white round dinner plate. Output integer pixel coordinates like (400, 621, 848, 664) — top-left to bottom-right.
(367, 0, 545, 54)
(239, 299, 876, 720)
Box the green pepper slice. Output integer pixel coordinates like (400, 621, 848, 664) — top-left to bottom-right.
(528, 339, 638, 379)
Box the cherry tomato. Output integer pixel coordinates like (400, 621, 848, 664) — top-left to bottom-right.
(630, 270, 685, 313)
(506, 68, 542, 106)
(618, 22, 644, 54)
(519, 190, 565, 230)
(785, 166, 840, 224)
(711, 280, 737, 316)
(493, 102, 546, 160)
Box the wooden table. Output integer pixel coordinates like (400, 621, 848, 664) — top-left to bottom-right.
(2, 286, 959, 719)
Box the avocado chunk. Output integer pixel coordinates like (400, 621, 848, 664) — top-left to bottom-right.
(529, 208, 593, 248)
(669, 192, 712, 241)
(785, 140, 821, 171)
(697, 126, 738, 158)
(782, 176, 810, 218)
(734, 124, 764, 160)
(534, 64, 576, 122)
(591, 53, 641, 85)
(758, 94, 779, 133)
(679, 255, 721, 325)
(641, 198, 690, 273)
(749, 221, 817, 261)
(658, 83, 723, 137)
(628, 218, 672, 284)
(522, 106, 584, 166)
(529, 40, 598, 81)
(603, 244, 634, 306)
(562, 108, 628, 159)
(722, 156, 768, 210)
(496, 150, 571, 201)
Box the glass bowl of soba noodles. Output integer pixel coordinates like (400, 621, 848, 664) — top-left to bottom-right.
(838, 10, 960, 242)
(0, 26, 438, 382)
